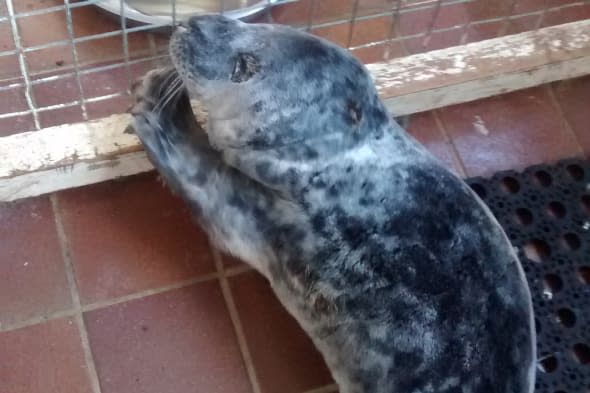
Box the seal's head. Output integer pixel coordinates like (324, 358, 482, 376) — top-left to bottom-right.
(170, 15, 390, 151)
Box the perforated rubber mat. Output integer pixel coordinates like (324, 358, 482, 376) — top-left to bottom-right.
(466, 158, 590, 393)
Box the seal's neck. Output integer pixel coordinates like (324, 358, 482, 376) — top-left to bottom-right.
(222, 119, 426, 197)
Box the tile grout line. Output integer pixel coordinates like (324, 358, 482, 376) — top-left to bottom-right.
(302, 384, 339, 393)
(432, 110, 469, 178)
(546, 84, 585, 157)
(0, 264, 253, 333)
(0, 309, 77, 333)
(211, 245, 263, 393)
(50, 194, 102, 393)
(0, 275, 218, 332)
(225, 263, 254, 277)
(81, 272, 221, 312)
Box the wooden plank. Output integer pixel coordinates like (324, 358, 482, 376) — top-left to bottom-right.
(384, 55, 590, 116)
(0, 114, 141, 179)
(368, 20, 590, 99)
(1, 19, 589, 201)
(0, 152, 152, 202)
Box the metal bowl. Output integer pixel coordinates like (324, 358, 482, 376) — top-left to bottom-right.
(94, 0, 296, 25)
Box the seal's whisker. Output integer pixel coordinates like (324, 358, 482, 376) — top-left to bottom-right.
(157, 82, 184, 113)
(158, 76, 182, 105)
(154, 77, 183, 113)
(159, 69, 181, 92)
(151, 71, 178, 103)
(154, 69, 182, 103)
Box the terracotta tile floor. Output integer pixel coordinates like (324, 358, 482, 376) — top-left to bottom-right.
(1, 1, 590, 392)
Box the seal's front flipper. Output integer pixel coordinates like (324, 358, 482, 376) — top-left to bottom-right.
(130, 68, 287, 276)
(130, 67, 226, 195)
(131, 68, 204, 142)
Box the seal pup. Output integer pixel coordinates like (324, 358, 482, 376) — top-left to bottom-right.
(130, 15, 536, 393)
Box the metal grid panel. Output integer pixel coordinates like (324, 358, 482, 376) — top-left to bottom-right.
(0, 0, 589, 132)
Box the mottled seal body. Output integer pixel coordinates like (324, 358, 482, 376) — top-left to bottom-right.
(131, 15, 536, 393)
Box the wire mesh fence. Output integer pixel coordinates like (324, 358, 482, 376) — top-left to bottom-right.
(1, 0, 589, 134)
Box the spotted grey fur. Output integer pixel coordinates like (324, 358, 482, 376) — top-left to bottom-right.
(130, 15, 536, 393)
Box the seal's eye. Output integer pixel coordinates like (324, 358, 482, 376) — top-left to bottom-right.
(231, 53, 260, 83)
(347, 100, 362, 126)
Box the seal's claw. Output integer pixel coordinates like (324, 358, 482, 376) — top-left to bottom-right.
(130, 67, 180, 117)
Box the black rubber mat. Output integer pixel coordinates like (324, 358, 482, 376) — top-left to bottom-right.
(466, 158, 590, 393)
